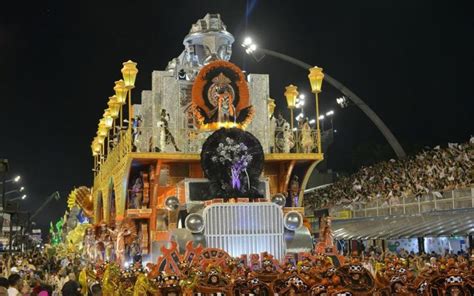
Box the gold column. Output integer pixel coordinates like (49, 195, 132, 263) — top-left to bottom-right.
(315, 92, 321, 153)
(284, 84, 299, 132)
(290, 108, 294, 130)
(128, 89, 132, 129)
(308, 67, 324, 154)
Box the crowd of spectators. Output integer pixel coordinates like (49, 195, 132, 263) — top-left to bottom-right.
(0, 251, 92, 296)
(306, 138, 473, 209)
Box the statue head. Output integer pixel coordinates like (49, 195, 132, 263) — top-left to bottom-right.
(183, 14, 234, 66)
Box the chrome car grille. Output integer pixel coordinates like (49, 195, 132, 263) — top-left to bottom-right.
(203, 202, 285, 259)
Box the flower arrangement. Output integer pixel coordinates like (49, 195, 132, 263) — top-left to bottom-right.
(211, 137, 253, 190)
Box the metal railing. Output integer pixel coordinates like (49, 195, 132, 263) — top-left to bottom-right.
(332, 187, 474, 218)
(92, 125, 326, 185)
(94, 129, 132, 184)
(131, 126, 324, 154)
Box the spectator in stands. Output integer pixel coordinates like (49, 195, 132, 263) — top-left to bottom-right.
(306, 139, 473, 209)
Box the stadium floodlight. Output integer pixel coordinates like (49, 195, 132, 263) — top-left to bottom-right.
(1, 175, 22, 185)
(309, 119, 316, 124)
(21, 194, 26, 200)
(319, 115, 325, 120)
(242, 37, 258, 54)
(241, 37, 266, 62)
(242, 37, 252, 47)
(336, 96, 349, 108)
(326, 110, 334, 116)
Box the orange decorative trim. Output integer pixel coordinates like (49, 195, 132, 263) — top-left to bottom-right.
(191, 60, 251, 128)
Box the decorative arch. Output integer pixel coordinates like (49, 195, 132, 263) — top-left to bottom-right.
(107, 178, 116, 223)
(112, 167, 131, 221)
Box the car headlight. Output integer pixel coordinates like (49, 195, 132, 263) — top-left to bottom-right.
(165, 196, 179, 211)
(284, 211, 303, 231)
(271, 193, 286, 207)
(185, 213, 205, 233)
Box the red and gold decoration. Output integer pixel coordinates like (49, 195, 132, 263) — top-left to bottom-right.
(76, 245, 474, 296)
(191, 60, 254, 129)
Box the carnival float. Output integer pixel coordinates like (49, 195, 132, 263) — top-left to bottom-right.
(49, 14, 474, 295)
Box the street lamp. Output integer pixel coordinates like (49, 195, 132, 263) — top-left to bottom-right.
(4, 187, 25, 196)
(97, 130, 106, 162)
(103, 109, 114, 129)
(91, 137, 102, 173)
(114, 80, 128, 131)
(107, 96, 121, 119)
(107, 96, 121, 136)
(98, 119, 109, 158)
(1, 176, 21, 184)
(308, 66, 324, 153)
(8, 194, 26, 202)
(121, 60, 139, 128)
(284, 84, 299, 130)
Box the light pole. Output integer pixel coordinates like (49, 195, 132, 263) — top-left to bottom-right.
(121, 60, 139, 130)
(284, 84, 298, 131)
(4, 187, 25, 196)
(91, 139, 101, 175)
(0, 175, 21, 184)
(8, 194, 27, 202)
(241, 39, 406, 158)
(107, 95, 121, 136)
(98, 119, 108, 159)
(114, 80, 128, 131)
(308, 66, 324, 154)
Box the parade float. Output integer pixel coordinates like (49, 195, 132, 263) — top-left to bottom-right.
(50, 14, 474, 295)
(81, 13, 328, 267)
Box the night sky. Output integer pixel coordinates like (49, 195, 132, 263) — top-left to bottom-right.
(1, 0, 472, 230)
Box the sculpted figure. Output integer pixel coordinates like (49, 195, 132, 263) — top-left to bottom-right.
(158, 109, 180, 152)
(300, 118, 313, 153)
(109, 221, 132, 266)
